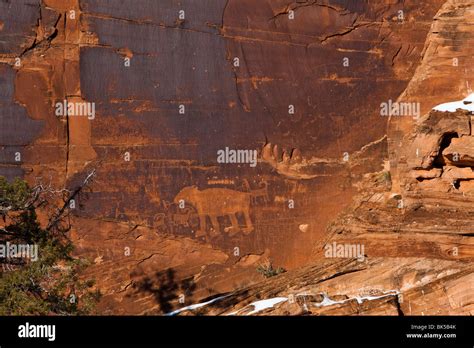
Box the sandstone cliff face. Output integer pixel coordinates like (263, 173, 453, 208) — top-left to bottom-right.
(1, 0, 472, 315)
(170, 108, 474, 316)
(389, 0, 474, 192)
(150, 1, 474, 316)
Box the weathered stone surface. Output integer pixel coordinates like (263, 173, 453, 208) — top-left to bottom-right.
(459, 180, 474, 194)
(2, 0, 474, 315)
(388, 0, 474, 192)
(0, 0, 39, 55)
(443, 136, 474, 166)
(404, 111, 471, 171)
(442, 166, 474, 180)
(164, 1, 474, 316)
(410, 168, 442, 179)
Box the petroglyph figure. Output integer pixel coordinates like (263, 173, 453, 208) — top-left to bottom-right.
(174, 186, 253, 237)
(241, 179, 270, 205)
(153, 201, 199, 234)
(153, 212, 167, 229)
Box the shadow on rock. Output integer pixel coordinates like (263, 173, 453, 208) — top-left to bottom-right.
(133, 268, 196, 314)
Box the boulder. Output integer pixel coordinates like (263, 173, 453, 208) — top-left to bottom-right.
(441, 166, 474, 180)
(443, 136, 474, 166)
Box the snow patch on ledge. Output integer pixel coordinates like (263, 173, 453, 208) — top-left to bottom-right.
(315, 290, 400, 307)
(247, 297, 288, 315)
(165, 294, 229, 316)
(228, 297, 288, 316)
(433, 93, 474, 113)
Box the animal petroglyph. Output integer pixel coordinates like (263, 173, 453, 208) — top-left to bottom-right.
(174, 186, 253, 237)
(152, 201, 199, 235)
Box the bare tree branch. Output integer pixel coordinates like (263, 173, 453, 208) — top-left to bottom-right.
(46, 169, 96, 232)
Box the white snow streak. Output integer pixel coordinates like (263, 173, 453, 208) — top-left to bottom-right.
(165, 295, 229, 316)
(227, 297, 288, 316)
(315, 290, 400, 307)
(433, 93, 474, 113)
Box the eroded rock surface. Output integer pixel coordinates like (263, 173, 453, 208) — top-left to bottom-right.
(176, 108, 474, 316)
(1, 0, 473, 315)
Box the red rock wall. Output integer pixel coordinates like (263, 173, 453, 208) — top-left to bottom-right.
(0, 0, 449, 314)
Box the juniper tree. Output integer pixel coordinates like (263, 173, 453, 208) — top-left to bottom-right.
(0, 175, 100, 315)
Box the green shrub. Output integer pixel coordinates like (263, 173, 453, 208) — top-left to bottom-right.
(0, 176, 100, 315)
(256, 261, 286, 278)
